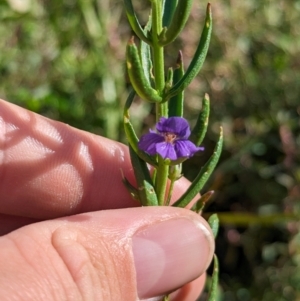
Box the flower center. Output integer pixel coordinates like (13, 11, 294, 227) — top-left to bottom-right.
(163, 132, 177, 143)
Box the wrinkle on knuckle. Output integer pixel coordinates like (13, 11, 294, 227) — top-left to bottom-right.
(51, 226, 109, 301)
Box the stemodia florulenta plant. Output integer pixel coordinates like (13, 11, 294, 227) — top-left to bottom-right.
(122, 1, 222, 300)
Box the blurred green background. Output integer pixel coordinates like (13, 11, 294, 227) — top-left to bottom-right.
(0, 0, 299, 300)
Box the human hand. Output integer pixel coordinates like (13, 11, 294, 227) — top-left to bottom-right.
(0, 99, 214, 301)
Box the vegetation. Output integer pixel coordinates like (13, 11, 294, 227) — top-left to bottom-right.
(0, 0, 299, 300)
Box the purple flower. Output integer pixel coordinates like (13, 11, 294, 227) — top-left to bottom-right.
(138, 117, 204, 161)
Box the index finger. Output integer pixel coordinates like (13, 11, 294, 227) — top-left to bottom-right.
(0, 100, 193, 219)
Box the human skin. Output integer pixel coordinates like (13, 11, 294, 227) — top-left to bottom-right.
(0, 99, 214, 301)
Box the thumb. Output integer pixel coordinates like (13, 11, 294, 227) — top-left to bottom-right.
(0, 206, 214, 301)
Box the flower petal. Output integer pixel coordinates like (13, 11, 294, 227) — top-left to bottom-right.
(156, 142, 178, 160)
(174, 140, 204, 158)
(156, 117, 190, 139)
(138, 132, 164, 155)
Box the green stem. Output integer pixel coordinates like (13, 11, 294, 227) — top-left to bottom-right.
(156, 157, 169, 205)
(151, 0, 167, 120)
(151, 0, 168, 205)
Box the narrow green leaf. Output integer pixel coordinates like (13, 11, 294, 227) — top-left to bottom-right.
(168, 51, 184, 117)
(165, 67, 174, 91)
(165, 3, 212, 100)
(126, 37, 162, 103)
(207, 255, 219, 301)
(213, 212, 300, 226)
(172, 126, 223, 208)
(162, 0, 178, 28)
(123, 0, 152, 44)
(129, 145, 158, 206)
(121, 173, 140, 201)
(140, 16, 153, 85)
(192, 190, 214, 213)
(190, 93, 210, 146)
(208, 214, 219, 238)
(123, 90, 158, 167)
(123, 90, 139, 146)
(159, 0, 194, 46)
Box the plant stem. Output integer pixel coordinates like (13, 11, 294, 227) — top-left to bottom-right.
(156, 156, 169, 205)
(151, 0, 168, 205)
(151, 0, 167, 120)
(162, 294, 169, 301)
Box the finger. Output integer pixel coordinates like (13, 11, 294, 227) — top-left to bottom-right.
(0, 176, 193, 236)
(0, 99, 198, 220)
(0, 100, 198, 220)
(0, 99, 136, 218)
(0, 206, 214, 301)
(0, 175, 193, 236)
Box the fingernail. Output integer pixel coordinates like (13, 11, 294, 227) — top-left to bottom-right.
(132, 218, 213, 299)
